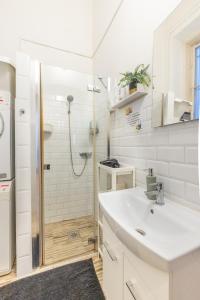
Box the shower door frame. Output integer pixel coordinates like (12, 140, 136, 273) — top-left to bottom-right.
(31, 60, 43, 269)
(40, 64, 99, 266)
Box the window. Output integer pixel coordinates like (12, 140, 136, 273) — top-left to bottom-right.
(194, 45, 200, 119)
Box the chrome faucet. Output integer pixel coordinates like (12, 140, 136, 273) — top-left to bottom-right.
(145, 182, 165, 206)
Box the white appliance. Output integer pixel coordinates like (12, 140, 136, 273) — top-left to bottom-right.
(0, 59, 16, 276)
(0, 180, 15, 276)
(0, 90, 15, 180)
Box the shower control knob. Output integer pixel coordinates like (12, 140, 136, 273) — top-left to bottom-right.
(44, 164, 50, 170)
(19, 108, 25, 115)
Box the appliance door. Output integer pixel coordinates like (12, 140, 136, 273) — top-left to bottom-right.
(0, 180, 15, 276)
(0, 109, 11, 180)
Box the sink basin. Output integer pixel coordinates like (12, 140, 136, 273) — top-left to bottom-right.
(99, 187, 200, 271)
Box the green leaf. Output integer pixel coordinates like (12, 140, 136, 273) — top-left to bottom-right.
(118, 64, 151, 88)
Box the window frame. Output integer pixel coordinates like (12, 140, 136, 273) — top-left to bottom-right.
(191, 42, 200, 118)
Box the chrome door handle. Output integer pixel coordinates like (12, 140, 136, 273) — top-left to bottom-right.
(103, 241, 118, 262)
(0, 112, 5, 138)
(126, 281, 137, 299)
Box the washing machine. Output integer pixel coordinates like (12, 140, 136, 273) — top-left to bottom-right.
(0, 58, 16, 276)
(0, 90, 15, 181)
(0, 180, 15, 276)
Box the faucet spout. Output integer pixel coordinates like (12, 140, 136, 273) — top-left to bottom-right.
(145, 182, 165, 205)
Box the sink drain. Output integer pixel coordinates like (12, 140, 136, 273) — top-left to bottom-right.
(135, 228, 146, 236)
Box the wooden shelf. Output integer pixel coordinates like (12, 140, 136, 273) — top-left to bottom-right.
(110, 90, 148, 111)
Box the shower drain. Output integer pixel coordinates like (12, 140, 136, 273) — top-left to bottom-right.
(66, 230, 80, 240)
(88, 237, 97, 245)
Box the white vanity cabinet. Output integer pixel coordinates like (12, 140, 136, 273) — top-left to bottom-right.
(103, 218, 123, 300)
(100, 187, 200, 300)
(103, 218, 169, 300)
(123, 251, 169, 300)
(124, 257, 153, 300)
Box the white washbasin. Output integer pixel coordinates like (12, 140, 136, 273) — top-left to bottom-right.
(99, 187, 200, 271)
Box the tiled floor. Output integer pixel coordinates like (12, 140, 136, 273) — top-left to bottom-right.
(44, 215, 96, 265)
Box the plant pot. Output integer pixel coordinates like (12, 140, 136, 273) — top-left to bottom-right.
(137, 83, 148, 93)
(129, 82, 137, 94)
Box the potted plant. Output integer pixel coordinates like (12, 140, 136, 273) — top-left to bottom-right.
(118, 64, 151, 95)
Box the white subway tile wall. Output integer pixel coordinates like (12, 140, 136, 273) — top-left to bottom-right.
(15, 52, 32, 277)
(110, 94, 199, 207)
(42, 66, 94, 224)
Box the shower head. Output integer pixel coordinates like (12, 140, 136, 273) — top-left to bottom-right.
(67, 95, 73, 114)
(67, 95, 74, 103)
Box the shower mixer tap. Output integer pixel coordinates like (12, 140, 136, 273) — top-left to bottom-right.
(79, 152, 92, 159)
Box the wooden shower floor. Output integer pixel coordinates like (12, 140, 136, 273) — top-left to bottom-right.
(44, 215, 96, 265)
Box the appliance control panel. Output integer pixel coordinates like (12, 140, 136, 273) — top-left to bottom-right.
(0, 182, 11, 192)
(0, 91, 11, 108)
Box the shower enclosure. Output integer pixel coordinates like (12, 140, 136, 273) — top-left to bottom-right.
(41, 64, 107, 265)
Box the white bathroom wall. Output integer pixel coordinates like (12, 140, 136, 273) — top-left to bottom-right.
(93, 0, 182, 75)
(15, 52, 32, 277)
(93, 0, 122, 51)
(0, 0, 93, 73)
(93, 0, 199, 208)
(42, 65, 94, 223)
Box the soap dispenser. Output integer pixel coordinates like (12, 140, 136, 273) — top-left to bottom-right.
(146, 168, 156, 200)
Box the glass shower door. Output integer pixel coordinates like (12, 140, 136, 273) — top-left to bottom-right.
(41, 64, 96, 265)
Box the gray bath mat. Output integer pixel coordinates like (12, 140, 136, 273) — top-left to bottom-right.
(0, 259, 105, 300)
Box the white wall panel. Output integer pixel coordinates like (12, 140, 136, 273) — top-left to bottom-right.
(15, 52, 32, 277)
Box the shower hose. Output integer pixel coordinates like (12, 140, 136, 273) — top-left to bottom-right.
(68, 108, 88, 177)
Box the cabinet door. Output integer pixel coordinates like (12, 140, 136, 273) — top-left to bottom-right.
(124, 256, 153, 300)
(124, 254, 169, 300)
(103, 219, 123, 300)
